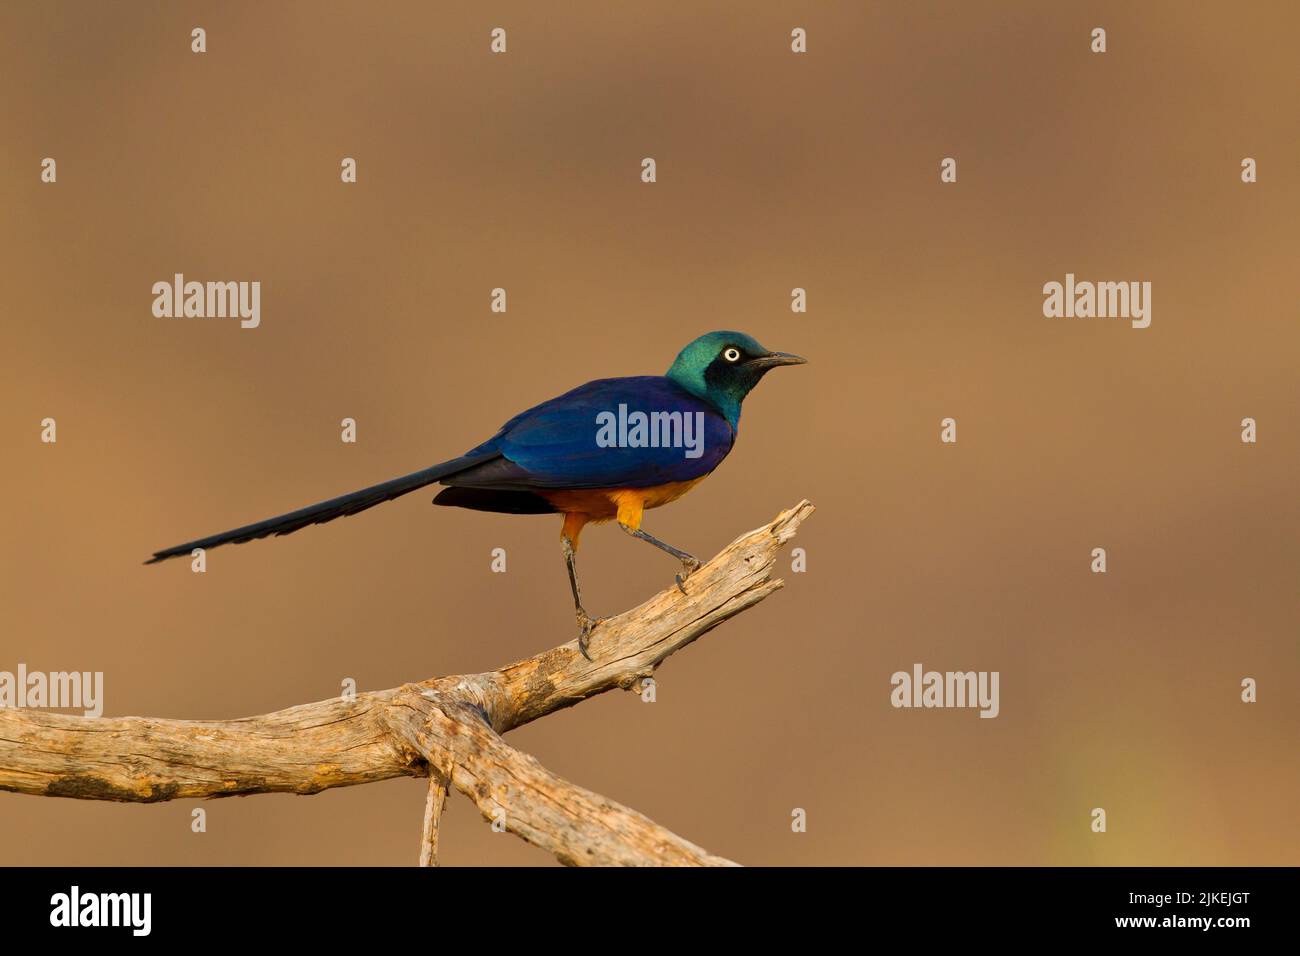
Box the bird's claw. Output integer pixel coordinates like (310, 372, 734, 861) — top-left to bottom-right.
(675, 557, 702, 594)
(576, 610, 601, 660)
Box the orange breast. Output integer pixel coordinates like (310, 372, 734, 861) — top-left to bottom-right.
(541, 477, 706, 522)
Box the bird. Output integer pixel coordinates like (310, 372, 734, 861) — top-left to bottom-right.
(147, 331, 805, 657)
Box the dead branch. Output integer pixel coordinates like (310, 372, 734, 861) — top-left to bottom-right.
(0, 500, 813, 866)
(419, 766, 449, 867)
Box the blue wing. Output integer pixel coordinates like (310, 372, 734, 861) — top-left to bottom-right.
(448, 376, 735, 490)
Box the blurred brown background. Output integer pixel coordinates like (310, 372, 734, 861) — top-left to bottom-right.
(1, 1, 1296, 866)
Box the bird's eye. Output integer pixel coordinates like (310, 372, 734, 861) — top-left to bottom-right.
(723, 347, 741, 362)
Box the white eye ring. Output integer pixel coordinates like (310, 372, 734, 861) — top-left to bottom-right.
(723, 347, 741, 362)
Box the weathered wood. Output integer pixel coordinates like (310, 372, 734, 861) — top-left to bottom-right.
(419, 765, 449, 867)
(0, 501, 813, 865)
(399, 696, 737, 866)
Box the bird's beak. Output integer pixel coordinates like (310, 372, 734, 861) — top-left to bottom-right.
(750, 351, 807, 370)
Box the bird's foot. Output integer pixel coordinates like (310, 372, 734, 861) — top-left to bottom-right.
(576, 609, 602, 660)
(674, 556, 703, 594)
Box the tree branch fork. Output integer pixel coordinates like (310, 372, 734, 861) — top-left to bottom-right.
(0, 501, 814, 866)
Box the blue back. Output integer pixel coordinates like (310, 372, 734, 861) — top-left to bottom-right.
(460, 376, 735, 490)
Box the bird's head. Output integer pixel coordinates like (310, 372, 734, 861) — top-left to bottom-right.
(665, 331, 806, 427)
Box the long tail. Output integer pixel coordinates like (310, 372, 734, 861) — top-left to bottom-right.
(146, 453, 498, 564)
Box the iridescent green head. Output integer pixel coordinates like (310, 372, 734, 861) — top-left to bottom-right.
(665, 331, 805, 427)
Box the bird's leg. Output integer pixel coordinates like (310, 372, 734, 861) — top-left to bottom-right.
(561, 515, 599, 659)
(619, 524, 702, 594)
(563, 538, 596, 659)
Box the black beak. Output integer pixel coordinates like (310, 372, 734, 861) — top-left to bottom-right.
(749, 351, 807, 370)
